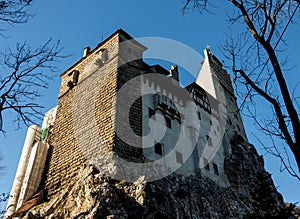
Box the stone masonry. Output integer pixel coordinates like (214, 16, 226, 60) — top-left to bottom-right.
(6, 29, 292, 218)
(42, 30, 148, 198)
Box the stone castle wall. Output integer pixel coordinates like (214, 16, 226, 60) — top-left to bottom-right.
(43, 33, 120, 197)
(43, 31, 148, 197)
(6, 30, 291, 219)
(24, 136, 290, 218)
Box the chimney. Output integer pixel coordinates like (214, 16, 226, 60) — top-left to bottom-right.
(169, 65, 179, 82)
(83, 46, 91, 57)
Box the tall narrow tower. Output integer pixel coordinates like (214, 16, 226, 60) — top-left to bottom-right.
(5, 30, 288, 219)
(197, 48, 247, 139)
(42, 29, 147, 197)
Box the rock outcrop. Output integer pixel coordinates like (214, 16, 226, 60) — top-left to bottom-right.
(19, 136, 290, 219)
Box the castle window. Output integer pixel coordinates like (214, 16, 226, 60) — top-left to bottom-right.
(148, 108, 155, 118)
(213, 163, 219, 175)
(154, 143, 162, 155)
(210, 120, 212, 126)
(72, 70, 80, 85)
(204, 158, 210, 171)
(101, 49, 108, 63)
(190, 87, 211, 113)
(198, 112, 201, 120)
(207, 135, 213, 147)
(165, 116, 171, 128)
(67, 70, 80, 89)
(175, 151, 183, 164)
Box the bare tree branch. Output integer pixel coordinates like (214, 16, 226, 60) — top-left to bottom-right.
(182, 0, 300, 177)
(0, 0, 32, 27)
(253, 133, 300, 180)
(0, 39, 64, 131)
(182, 0, 211, 15)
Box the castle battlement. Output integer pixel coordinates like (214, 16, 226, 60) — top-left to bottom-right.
(6, 29, 249, 218)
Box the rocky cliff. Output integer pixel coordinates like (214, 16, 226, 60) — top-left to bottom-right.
(18, 135, 290, 219)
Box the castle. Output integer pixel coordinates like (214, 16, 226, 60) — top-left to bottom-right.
(6, 29, 251, 218)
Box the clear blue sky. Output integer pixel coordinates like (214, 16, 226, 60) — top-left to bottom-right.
(0, 0, 299, 206)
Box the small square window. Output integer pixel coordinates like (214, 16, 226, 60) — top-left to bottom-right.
(154, 143, 162, 155)
(206, 135, 213, 147)
(165, 117, 171, 128)
(149, 108, 155, 118)
(204, 158, 210, 171)
(175, 151, 183, 164)
(101, 49, 108, 63)
(213, 163, 219, 175)
(198, 112, 201, 120)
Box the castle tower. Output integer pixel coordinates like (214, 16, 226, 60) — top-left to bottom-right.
(39, 29, 148, 197)
(196, 48, 247, 140)
(189, 48, 248, 185)
(6, 30, 255, 218)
